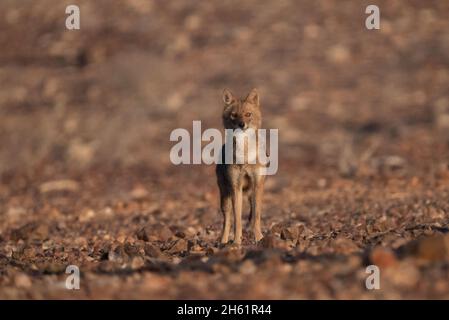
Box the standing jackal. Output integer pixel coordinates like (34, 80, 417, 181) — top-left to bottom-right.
(216, 88, 266, 245)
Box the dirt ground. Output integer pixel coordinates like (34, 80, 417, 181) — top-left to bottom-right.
(1, 0, 449, 299)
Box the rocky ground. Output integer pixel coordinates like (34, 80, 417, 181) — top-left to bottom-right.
(1, 0, 449, 299)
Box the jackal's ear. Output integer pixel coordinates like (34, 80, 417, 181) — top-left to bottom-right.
(222, 89, 235, 105)
(246, 88, 259, 106)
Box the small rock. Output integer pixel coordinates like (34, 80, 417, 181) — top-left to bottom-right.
(276, 223, 312, 241)
(10, 223, 35, 241)
(137, 223, 173, 242)
(259, 233, 287, 249)
(270, 222, 287, 235)
(33, 224, 49, 241)
(416, 234, 449, 262)
(41, 262, 66, 274)
(397, 234, 449, 263)
(130, 256, 145, 270)
(39, 179, 79, 193)
(175, 230, 186, 239)
(206, 247, 219, 256)
(167, 238, 188, 254)
(369, 247, 398, 269)
(239, 259, 257, 275)
(79, 209, 95, 222)
(190, 244, 204, 253)
(108, 244, 127, 263)
(137, 228, 150, 242)
(130, 185, 149, 200)
(10, 223, 49, 241)
(14, 273, 32, 288)
(326, 45, 351, 64)
(261, 233, 276, 249)
(385, 261, 420, 289)
(116, 235, 127, 243)
(331, 237, 360, 254)
(6, 206, 26, 218)
(68, 140, 94, 167)
(372, 155, 406, 172)
(124, 242, 139, 256)
(281, 226, 300, 241)
(383, 156, 406, 170)
(144, 243, 161, 258)
(213, 246, 244, 263)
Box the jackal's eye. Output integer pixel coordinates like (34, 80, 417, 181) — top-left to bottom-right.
(230, 112, 237, 119)
(245, 112, 252, 117)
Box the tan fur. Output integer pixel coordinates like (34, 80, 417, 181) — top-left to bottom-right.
(216, 88, 266, 245)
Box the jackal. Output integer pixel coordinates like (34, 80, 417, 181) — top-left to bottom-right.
(216, 88, 266, 245)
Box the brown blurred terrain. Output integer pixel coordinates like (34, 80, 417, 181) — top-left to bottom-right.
(1, 0, 449, 299)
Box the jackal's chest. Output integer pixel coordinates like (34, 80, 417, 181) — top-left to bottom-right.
(225, 130, 259, 164)
(234, 136, 257, 164)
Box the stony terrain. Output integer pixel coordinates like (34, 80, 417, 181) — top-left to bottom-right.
(1, 0, 449, 299)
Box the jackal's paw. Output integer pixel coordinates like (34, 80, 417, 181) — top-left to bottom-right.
(217, 240, 228, 249)
(229, 242, 241, 249)
(254, 232, 263, 243)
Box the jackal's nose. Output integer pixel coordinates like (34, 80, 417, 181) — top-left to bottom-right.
(238, 121, 245, 129)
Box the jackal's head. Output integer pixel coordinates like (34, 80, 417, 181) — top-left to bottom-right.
(222, 88, 262, 131)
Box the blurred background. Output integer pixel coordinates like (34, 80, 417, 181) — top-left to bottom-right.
(1, 0, 448, 177)
(1, 0, 449, 299)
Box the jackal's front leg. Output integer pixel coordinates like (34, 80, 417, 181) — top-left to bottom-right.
(251, 175, 264, 242)
(220, 194, 232, 244)
(232, 184, 243, 245)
